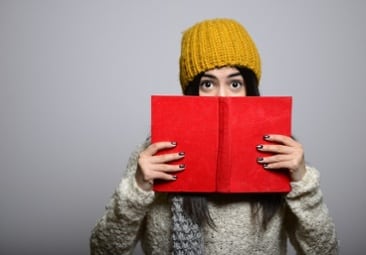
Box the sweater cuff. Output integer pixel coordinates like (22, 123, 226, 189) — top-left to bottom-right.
(117, 175, 155, 209)
(286, 165, 320, 199)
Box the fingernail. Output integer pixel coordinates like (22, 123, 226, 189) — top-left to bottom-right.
(178, 152, 185, 156)
(172, 175, 178, 180)
(171, 141, 177, 146)
(179, 164, 185, 169)
(263, 163, 269, 169)
(263, 135, 270, 140)
(257, 157, 263, 162)
(256, 144, 263, 150)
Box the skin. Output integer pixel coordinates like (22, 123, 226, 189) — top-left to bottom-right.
(136, 67, 306, 191)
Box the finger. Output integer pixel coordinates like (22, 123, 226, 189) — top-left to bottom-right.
(260, 159, 300, 172)
(150, 171, 179, 182)
(257, 154, 293, 164)
(143, 141, 177, 156)
(263, 134, 298, 147)
(149, 151, 185, 164)
(150, 163, 186, 173)
(260, 161, 306, 182)
(139, 165, 180, 182)
(257, 144, 294, 154)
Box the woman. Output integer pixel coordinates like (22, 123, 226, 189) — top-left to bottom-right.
(90, 18, 338, 254)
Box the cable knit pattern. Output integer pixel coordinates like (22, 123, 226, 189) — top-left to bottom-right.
(171, 196, 204, 255)
(90, 142, 339, 254)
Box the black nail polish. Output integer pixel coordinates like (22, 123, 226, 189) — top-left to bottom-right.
(257, 157, 263, 162)
(171, 141, 177, 146)
(256, 144, 263, 150)
(263, 163, 269, 168)
(172, 175, 178, 180)
(178, 152, 185, 156)
(263, 135, 270, 140)
(179, 164, 185, 169)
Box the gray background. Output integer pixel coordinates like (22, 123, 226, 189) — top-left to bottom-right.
(1, 0, 365, 254)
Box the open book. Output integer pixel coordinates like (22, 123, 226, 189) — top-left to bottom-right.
(151, 95, 292, 193)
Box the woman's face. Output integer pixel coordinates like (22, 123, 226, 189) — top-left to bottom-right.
(198, 66, 246, 97)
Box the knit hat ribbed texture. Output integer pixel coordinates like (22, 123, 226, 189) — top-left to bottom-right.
(179, 18, 261, 92)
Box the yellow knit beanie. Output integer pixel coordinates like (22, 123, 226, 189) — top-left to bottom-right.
(179, 18, 261, 92)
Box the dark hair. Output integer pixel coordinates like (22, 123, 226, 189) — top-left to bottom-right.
(181, 66, 285, 230)
(184, 66, 260, 96)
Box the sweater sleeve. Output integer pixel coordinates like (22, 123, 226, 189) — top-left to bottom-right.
(285, 166, 339, 255)
(90, 139, 155, 255)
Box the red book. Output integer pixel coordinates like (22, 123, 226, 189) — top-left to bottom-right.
(151, 95, 292, 193)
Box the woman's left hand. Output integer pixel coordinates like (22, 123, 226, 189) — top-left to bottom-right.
(256, 134, 306, 182)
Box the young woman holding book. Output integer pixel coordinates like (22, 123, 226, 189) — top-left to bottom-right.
(90, 18, 338, 254)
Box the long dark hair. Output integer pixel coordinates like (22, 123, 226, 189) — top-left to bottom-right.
(182, 66, 285, 230)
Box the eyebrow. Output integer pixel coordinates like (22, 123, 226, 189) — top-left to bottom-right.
(201, 72, 242, 79)
(228, 72, 242, 78)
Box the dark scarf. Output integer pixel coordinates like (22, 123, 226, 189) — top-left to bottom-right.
(171, 196, 204, 254)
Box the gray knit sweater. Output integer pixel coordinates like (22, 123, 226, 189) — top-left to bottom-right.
(90, 141, 338, 254)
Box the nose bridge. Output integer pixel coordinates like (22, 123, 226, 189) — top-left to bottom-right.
(218, 80, 227, 96)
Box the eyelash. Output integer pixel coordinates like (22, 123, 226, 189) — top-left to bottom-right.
(199, 79, 245, 90)
(200, 80, 213, 88)
(230, 80, 243, 88)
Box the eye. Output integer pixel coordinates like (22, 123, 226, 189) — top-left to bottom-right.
(199, 80, 214, 90)
(230, 80, 243, 89)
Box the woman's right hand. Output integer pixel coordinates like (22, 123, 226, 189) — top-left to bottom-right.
(135, 141, 185, 191)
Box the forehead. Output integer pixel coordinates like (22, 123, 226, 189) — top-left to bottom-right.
(204, 66, 241, 76)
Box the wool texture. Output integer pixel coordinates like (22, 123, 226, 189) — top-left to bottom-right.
(179, 18, 261, 92)
(171, 196, 204, 255)
(90, 140, 339, 255)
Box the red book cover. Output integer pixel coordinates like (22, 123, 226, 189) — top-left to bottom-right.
(151, 95, 292, 193)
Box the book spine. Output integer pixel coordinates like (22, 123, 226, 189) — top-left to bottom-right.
(216, 98, 232, 192)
